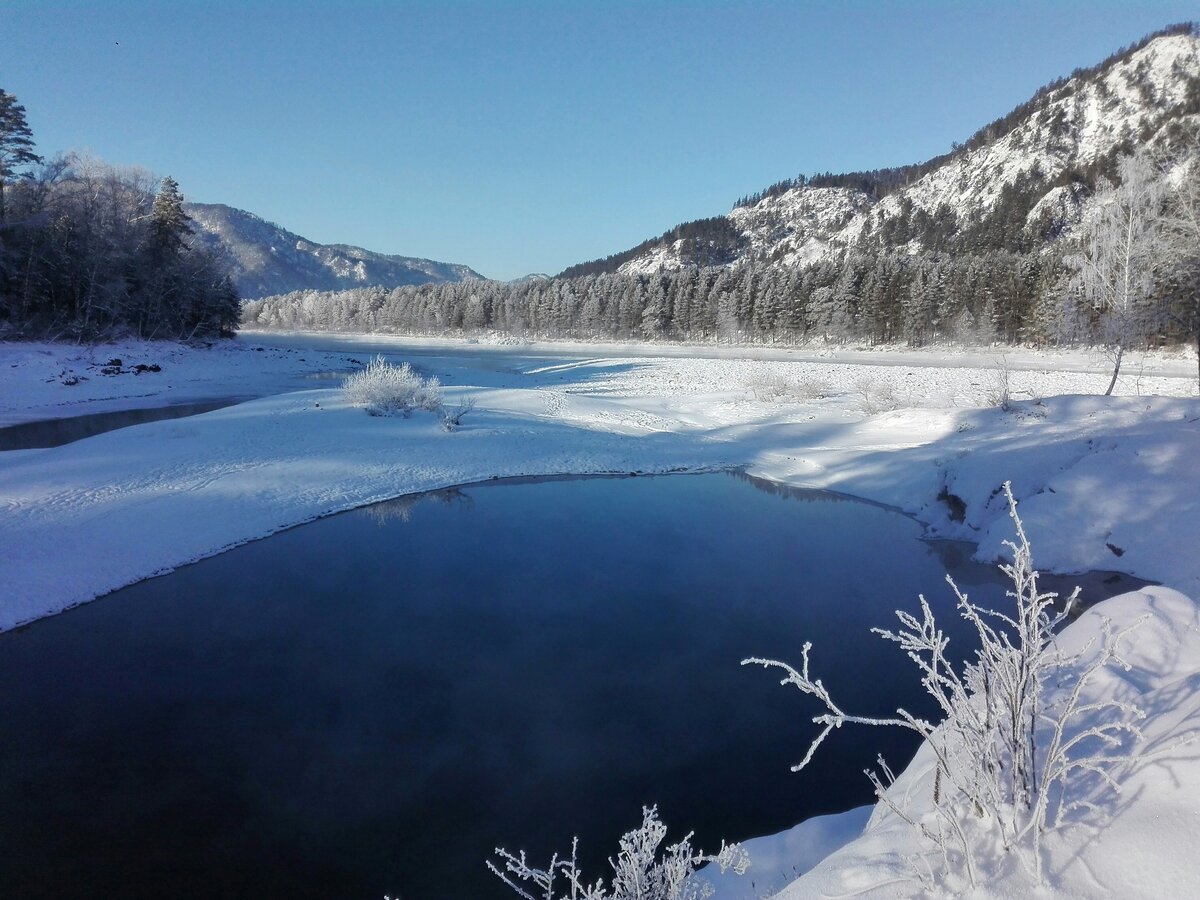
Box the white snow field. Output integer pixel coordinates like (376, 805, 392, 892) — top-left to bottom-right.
(2, 331, 1199, 897)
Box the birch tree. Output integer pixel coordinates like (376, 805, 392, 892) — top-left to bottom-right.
(1162, 149, 1200, 391)
(1064, 153, 1171, 395)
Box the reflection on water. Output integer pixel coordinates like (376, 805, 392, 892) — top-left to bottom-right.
(360, 487, 472, 525)
(0, 473, 1145, 900)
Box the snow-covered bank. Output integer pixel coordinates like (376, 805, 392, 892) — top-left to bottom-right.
(772, 586, 1200, 899)
(0, 384, 734, 630)
(0, 337, 367, 428)
(2, 334, 1198, 625)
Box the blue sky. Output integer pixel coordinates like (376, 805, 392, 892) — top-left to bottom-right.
(3, 1, 1196, 280)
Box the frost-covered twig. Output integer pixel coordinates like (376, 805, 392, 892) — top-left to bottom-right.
(488, 806, 748, 900)
(745, 481, 1146, 886)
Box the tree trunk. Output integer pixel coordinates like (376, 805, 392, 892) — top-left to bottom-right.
(1105, 344, 1124, 396)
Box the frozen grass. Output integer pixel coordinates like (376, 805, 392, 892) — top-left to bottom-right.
(746, 369, 832, 403)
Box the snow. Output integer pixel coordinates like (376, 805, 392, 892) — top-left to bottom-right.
(2, 330, 1199, 897)
(774, 585, 1200, 899)
(620, 32, 1200, 275)
(701, 806, 874, 899)
(0, 337, 366, 427)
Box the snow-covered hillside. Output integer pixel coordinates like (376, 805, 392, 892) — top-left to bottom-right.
(617, 29, 1200, 276)
(186, 202, 484, 298)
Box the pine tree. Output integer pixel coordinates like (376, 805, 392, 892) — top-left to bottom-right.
(0, 88, 42, 223)
(150, 175, 192, 255)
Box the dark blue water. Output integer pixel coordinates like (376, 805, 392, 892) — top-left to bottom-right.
(0, 473, 1140, 899)
(0, 400, 243, 451)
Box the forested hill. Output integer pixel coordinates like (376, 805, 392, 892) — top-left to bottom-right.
(563, 24, 1200, 279)
(245, 25, 1199, 356)
(186, 203, 484, 300)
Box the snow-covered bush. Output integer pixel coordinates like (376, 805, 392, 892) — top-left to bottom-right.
(488, 805, 748, 900)
(983, 355, 1015, 410)
(855, 377, 899, 413)
(745, 483, 1146, 887)
(343, 355, 443, 417)
(439, 395, 476, 431)
(747, 370, 831, 403)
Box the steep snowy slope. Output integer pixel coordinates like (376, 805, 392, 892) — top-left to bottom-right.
(614, 28, 1200, 277)
(186, 202, 484, 298)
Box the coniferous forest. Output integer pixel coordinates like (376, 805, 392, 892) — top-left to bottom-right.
(0, 89, 240, 341)
(243, 241, 1197, 351)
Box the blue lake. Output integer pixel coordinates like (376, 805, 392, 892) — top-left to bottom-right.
(0, 472, 1140, 899)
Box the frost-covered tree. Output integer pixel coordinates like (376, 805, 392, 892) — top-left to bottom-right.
(1064, 152, 1171, 395)
(150, 175, 192, 255)
(1, 155, 238, 339)
(1162, 148, 1200, 390)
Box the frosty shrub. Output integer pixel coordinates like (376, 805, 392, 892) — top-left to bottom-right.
(440, 395, 477, 432)
(983, 356, 1016, 411)
(747, 370, 830, 403)
(744, 483, 1146, 887)
(855, 377, 899, 414)
(488, 805, 748, 900)
(343, 355, 443, 417)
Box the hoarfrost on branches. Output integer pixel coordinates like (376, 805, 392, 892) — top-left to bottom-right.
(342, 355, 443, 417)
(487, 805, 748, 900)
(744, 482, 1147, 887)
(1063, 152, 1172, 395)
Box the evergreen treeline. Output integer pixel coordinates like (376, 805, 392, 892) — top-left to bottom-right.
(241, 247, 1194, 349)
(0, 89, 240, 341)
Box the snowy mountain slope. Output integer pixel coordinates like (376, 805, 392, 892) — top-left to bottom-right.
(186, 202, 484, 299)
(613, 28, 1200, 277)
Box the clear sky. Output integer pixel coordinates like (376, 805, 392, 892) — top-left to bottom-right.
(2, 1, 1196, 280)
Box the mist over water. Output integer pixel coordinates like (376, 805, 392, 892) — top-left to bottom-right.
(0, 473, 1143, 899)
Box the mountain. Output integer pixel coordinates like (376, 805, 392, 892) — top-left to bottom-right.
(245, 24, 1199, 351)
(561, 24, 1200, 279)
(186, 203, 484, 299)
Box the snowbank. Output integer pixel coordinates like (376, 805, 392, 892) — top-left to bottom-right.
(774, 586, 1200, 899)
(0, 337, 366, 428)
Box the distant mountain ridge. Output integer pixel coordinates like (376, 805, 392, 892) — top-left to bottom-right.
(186, 203, 483, 299)
(561, 24, 1200, 279)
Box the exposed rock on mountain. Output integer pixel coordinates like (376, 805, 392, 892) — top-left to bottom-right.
(567, 26, 1199, 278)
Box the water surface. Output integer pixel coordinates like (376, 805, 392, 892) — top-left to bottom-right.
(0, 473, 1142, 899)
(0, 399, 242, 451)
